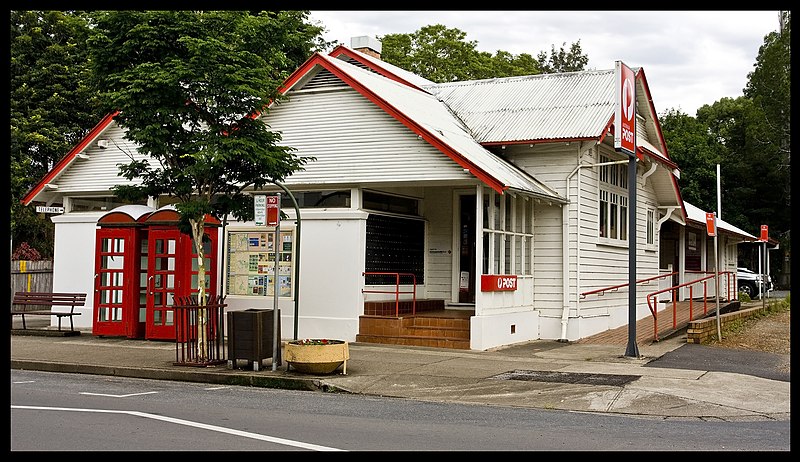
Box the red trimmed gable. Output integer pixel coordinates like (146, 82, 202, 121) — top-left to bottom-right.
(276, 53, 507, 194)
(327, 45, 428, 92)
(22, 111, 120, 206)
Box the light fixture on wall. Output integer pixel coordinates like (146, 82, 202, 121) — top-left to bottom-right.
(97, 139, 109, 149)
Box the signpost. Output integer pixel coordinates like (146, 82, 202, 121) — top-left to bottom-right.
(254, 195, 266, 226)
(255, 193, 282, 371)
(707, 212, 722, 342)
(759, 225, 768, 309)
(616, 61, 639, 358)
(269, 194, 281, 371)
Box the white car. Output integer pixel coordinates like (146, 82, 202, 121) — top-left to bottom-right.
(737, 267, 773, 298)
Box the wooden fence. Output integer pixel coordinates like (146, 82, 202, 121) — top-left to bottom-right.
(10, 260, 53, 304)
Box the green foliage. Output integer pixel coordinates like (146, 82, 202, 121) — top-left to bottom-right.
(380, 24, 587, 82)
(87, 11, 322, 227)
(659, 107, 725, 213)
(10, 10, 104, 257)
(738, 291, 752, 303)
(536, 40, 589, 73)
(660, 17, 790, 284)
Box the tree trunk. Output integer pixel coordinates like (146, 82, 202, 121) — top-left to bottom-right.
(189, 216, 207, 362)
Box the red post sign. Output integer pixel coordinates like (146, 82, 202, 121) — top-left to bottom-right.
(615, 61, 636, 156)
(705, 212, 716, 237)
(760, 225, 768, 242)
(266, 195, 280, 227)
(480, 275, 518, 292)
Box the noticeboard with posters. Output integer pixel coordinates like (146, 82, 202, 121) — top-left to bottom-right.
(226, 230, 294, 297)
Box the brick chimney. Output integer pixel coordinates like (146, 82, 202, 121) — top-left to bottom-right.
(351, 36, 381, 59)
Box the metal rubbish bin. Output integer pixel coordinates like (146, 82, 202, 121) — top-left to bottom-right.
(227, 309, 281, 371)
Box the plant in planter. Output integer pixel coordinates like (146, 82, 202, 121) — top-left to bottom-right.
(284, 339, 349, 375)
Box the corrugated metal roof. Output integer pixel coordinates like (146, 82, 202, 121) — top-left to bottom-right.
(423, 70, 617, 144)
(319, 54, 565, 202)
(334, 45, 437, 89)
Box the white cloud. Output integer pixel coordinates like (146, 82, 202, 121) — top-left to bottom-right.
(309, 10, 781, 115)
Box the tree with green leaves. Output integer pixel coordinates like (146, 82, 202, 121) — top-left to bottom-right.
(659, 107, 725, 214)
(536, 40, 589, 73)
(661, 14, 790, 285)
(379, 24, 586, 83)
(87, 10, 324, 360)
(10, 10, 103, 258)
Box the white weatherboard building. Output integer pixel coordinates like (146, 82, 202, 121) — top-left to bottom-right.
(22, 38, 752, 350)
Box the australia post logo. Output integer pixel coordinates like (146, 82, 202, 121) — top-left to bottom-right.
(615, 61, 636, 155)
(481, 275, 518, 292)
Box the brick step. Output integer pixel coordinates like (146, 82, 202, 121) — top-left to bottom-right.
(402, 324, 470, 340)
(356, 333, 471, 350)
(358, 313, 472, 350)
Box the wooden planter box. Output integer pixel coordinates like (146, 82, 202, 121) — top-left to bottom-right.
(284, 340, 349, 375)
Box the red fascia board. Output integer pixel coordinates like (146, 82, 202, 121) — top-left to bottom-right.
(22, 110, 120, 206)
(327, 45, 428, 92)
(638, 145, 679, 170)
(279, 54, 507, 194)
(635, 68, 672, 160)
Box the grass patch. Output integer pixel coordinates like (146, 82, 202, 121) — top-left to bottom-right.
(708, 293, 790, 343)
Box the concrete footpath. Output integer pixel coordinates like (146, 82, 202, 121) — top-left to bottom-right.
(10, 323, 790, 422)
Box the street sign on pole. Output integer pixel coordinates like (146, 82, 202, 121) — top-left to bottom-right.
(271, 193, 281, 371)
(254, 195, 266, 226)
(615, 61, 637, 156)
(266, 195, 280, 227)
(616, 61, 639, 358)
(760, 225, 769, 242)
(706, 212, 716, 236)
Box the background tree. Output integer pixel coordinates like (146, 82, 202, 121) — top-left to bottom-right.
(660, 13, 790, 285)
(10, 10, 103, 258)
(536, 40, 589, 73)
(742, 10, 791, 244)
(659, 107, 725, 214)
(378, 24, 586, 82)
(87, 10, 323, 359)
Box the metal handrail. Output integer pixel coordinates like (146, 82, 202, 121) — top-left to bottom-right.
(580, 271, 678, 299)
(646, 271, 734, 341)
(362, 272, 417, 317)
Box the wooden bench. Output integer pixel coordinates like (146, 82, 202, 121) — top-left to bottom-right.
(11, 292, 87, 332)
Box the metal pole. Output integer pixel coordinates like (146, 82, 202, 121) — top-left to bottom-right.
(272, 193, 281, 371)
(714, 229, 721, 342)
(625, 154, 639, 357)
(762, 241, 767, 310)
(274, 182, 301, 340)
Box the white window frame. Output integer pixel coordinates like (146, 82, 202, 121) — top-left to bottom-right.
(482, 188, 534, 276)
(598, 154, 629, 245)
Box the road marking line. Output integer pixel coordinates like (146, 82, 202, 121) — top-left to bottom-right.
(80, 391, 160, 398)
(11, 405, 345, 451)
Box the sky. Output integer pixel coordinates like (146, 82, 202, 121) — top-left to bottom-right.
(308, 10, 782, 116)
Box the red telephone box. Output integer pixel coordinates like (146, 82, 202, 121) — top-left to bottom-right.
(93, 205, 219, 340)
(94, 205, 154, 338)
(142, 207, 220, 341)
